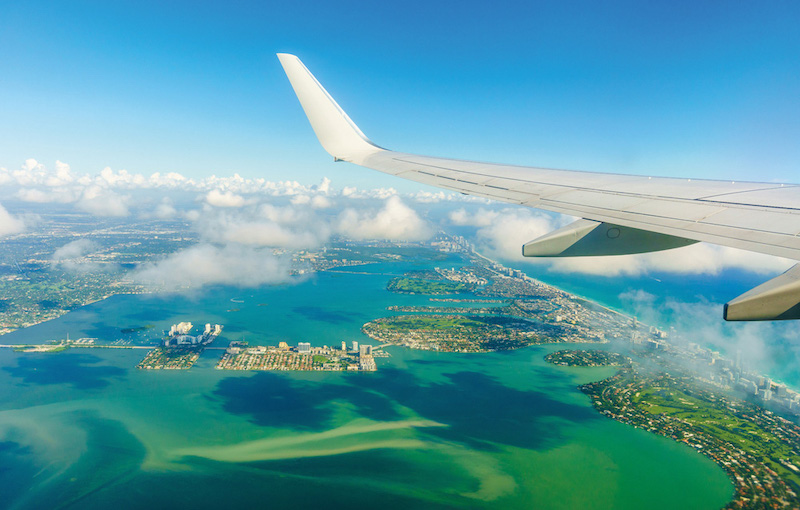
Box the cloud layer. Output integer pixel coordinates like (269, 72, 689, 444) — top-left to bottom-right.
(448, 206, 795, 277)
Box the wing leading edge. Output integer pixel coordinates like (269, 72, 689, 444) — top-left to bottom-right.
(277, 53, 800, 321)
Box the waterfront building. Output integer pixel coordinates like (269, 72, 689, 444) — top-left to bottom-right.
(341, 341, 347, 351)
(352, 341, 359, 352)
(298, 342, 311, 354)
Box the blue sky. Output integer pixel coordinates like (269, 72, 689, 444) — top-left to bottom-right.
(1, 1, 799, 188)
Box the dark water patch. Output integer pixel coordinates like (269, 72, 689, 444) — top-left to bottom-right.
(210, 372, 402, 430)
(79, 458, 458, 510)
(0, 299, 11, 312)
(4, 353, 126, 390)
(0, 441, 38, 510)
(119, 301, 175, 323)
(15, 411, 147, 510)
(216, 362, 600, 451)
(369, 368, 598, 451)
(407, 359, 454, 366)
(292, 306, 362, 324)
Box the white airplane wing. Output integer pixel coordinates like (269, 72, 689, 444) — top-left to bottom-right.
(277, 53, 800, 321)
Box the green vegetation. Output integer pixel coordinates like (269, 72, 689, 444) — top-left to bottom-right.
(312, 355, 330, 364)
(387, 277, 470, 295)
(12, 344, 69, 353)
(581, 370, 800, 508)
(634, 385, 800, 485)
(545, 349, 630, 367)
(378, 315, 485, 330)
(327, 244, 448, 262)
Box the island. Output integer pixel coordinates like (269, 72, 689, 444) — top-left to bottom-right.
(544, 349, 630, 367)
(547, 349, 800, 509)
(216, 340, 378, 372)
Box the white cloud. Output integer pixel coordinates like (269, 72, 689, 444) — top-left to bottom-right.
(153, 197, 178, 219)
(51, 239, 107, 273)
(52, 239, 97, 261)
(548, 244, 794, 277)
(192, 202, 331, 250)
(290, 195, 311, 206)
(0, 203, 24, 237)
(337, 195, 432, 241)
(451, 205, 795, 277)
(450, 207, 560, 260)
(205, 189, 246, 208)
(311, 195, 332, 209)
(16, 188, 77, 203)
(315, 177, 331, 194)
(135, 244, 293, 289)
(76, 186, 130, 216)
(45, 160, 74, 187)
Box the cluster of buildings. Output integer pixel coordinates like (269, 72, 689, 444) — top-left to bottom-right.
(430, 234, 471, 253)
(164, 322, 222, 347)
(628, 327, 800, 420)
(220, 339, 378, 372)
(434, 267, 487, 286)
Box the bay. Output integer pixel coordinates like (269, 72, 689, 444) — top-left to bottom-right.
(0, 258, 733, 509)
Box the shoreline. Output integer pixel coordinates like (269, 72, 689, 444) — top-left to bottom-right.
(545, 349, 800, 509)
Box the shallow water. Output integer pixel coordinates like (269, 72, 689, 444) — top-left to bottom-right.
(0, 261, 733, 509)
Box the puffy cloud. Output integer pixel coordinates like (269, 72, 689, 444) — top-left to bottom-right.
(451, 205, 795, 277)
(315, 177, 331, 194)
(16, 187, 77, 203)
(153, 197, 178, 219)
(45, 160, 74, 187)
(450, 207, 560, 260)
(311, 195, 332, 209)
(339, 186, 398, 200)
(134, 244, 293, 289)
(290, 195, 311, 206)
(547, 244, 794, 277)
(76, 186, 130, 216)
(197, 207, 330, 250)
(0, 203, 24, 237)
(51, 239, 107, 273)
(337, 196, 432, 241)
(205, 189, 246, 208)
(52, 239, 98, 260)
(621, 293, 800, 376)
(148, 171, 189, 188)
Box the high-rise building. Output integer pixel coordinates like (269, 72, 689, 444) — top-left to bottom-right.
(341, 341, 347, 351)
(352, 341, 359, 352)
(298, 342, 311, 354)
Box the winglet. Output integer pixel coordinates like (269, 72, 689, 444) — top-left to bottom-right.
(277, 54, 382, 161)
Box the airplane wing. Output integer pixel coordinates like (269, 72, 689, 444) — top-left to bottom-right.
(277, 53, 800, 321)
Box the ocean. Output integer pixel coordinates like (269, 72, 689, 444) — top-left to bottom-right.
(0, 257, 733, 509)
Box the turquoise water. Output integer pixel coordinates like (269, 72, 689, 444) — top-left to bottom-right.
(0, 260, 733, 509)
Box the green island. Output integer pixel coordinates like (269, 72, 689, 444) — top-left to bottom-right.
(548, 350, 800, 509)
(12, 344, 69, 353)
(138, 346, 204, 370)
(363, 314, 584, 352)
(387, 277, 472, 295)
(545, 349, 630, 367)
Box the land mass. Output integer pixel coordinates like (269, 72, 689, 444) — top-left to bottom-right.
(548, 349, 800, 509)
